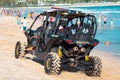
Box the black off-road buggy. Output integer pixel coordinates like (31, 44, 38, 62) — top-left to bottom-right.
(15, 8, 102, 76)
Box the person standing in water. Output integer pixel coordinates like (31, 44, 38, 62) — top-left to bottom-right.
(110, 19, 113, 27)
(103, 16, 107, 27)
(98, 12, 101, 27)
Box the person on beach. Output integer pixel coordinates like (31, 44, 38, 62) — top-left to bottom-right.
(17, 10, 21, 17)
(21, 17, 27, 32)
(28, 13, 31, 18)
(30, 12, 35, 19)
(16, 17, 21, 25)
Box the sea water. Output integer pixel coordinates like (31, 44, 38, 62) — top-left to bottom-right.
(70, 5, 120, 56)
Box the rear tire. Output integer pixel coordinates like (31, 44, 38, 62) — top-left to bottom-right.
(85, 56, 102, 77)
(15, 41, 25, 59)
(44, 52, 61, 75)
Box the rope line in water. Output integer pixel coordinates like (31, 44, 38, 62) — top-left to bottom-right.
(111, 18, 120, 20)
(100, 42, 120, 44)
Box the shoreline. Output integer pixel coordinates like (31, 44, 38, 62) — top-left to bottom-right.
(94, 48, 120, 58)
(92, 49, 120, 59)
(71, 2, 120, 7)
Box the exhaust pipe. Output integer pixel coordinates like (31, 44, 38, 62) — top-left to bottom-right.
(73, 46, 79, 51)
(80, 47, 86, 52)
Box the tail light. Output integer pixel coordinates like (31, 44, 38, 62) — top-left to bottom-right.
(49, 17, 54, 22)
(93, 42, 97, 46)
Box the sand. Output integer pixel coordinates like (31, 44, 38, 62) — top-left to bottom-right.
(0, 16, 120, 80)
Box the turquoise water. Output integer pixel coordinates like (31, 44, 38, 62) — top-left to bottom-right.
(70, 6, 120, 56)
(95, 26, 120, 56)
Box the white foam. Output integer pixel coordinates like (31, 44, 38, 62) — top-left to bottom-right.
(68, 8, 120, 14)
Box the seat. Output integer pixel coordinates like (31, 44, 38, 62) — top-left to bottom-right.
(76, 23, 93, 41)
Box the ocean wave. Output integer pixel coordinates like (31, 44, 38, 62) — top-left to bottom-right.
(68, 8, 120, 14)
(66, 8, 92, 13)
(93, 11, 120, 14)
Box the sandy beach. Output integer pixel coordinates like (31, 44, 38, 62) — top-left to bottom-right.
(0, 15, 120, 80)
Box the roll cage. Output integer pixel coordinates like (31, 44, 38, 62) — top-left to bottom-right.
(29, 9, 97, 42)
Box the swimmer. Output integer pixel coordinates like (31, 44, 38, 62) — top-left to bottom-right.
(105, 41, 110, 45)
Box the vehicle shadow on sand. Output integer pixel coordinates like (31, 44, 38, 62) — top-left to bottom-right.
(25, 56, 44, 65)
(25, 56, 85, 73)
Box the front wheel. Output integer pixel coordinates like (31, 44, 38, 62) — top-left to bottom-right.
(15, 41, 25, 59)
(44, 52, 61, 75)
(85, 56, 102, 77)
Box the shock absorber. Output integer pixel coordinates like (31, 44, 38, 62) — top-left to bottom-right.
(58, 46, 62, 58)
